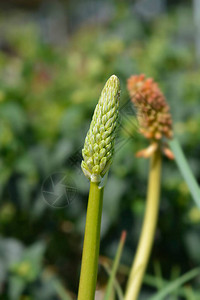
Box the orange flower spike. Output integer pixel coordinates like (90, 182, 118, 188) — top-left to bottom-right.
(127, 74, 174, 158)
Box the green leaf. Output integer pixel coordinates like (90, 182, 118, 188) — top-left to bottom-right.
(10, 241, 46, 282)
(153, 261, 164, 290)
(169, 138, 200, 208)
(144, 273, 200, 298)
(150, 267, 200, 300)
(8, 275, 26, 300)
(103, 231, 126, 300)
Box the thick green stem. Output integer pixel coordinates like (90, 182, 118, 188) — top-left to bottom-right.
(77, 181, 104, 300)
(125, 150, 162, 300)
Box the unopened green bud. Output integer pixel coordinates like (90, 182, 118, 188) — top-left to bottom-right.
(81, 75, 120, 182)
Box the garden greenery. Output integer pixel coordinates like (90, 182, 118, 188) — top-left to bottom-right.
(0, 3, 200, 299)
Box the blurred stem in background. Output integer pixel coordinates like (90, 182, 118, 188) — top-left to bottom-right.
(103, 230, 127, 300)
(77, 182, 104, 300)
(125, 150, 162, 300)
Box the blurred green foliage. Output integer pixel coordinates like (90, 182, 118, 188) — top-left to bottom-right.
(0, 2, 200, 299)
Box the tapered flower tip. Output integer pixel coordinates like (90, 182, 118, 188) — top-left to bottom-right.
(81, 75, 120, 182)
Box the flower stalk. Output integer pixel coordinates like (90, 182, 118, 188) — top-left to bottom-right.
(125, 74, 174, 299)
(77, 182, 104, 300)
(78, 75, 120, 300)
(125, 149, 162, 300)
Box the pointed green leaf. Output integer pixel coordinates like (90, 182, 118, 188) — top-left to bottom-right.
(169, 138, 200, 208)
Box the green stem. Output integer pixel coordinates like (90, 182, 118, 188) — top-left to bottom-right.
(125, 150, 162, 300)
(104, 231, 127, 300)
(77, 181, 104, 300)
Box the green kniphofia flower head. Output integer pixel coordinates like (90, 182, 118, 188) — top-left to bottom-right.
(81, 75, 120, 183)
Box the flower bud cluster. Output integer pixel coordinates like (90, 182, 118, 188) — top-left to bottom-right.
(127, 74, 174, 159)
(81, 75, 120, 182)
(127, 74, 173, 141)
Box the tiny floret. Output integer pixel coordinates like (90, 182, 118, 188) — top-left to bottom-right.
(81, 75, 120, 182)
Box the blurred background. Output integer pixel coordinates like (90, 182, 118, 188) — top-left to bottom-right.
(0, 0, 200, 299)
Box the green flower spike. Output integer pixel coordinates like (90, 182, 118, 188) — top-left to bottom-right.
(81, 75, 120, 183)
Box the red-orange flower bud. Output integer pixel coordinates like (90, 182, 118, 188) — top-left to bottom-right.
(127, 74, 174, 159)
